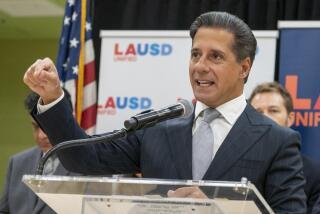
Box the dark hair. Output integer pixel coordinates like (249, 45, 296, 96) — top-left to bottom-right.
(189, 11, 257, 82)
(24, 88, 73, 112)
(248, 82, 294, 113)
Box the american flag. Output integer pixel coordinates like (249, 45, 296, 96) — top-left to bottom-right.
(56, 0, 97, 134)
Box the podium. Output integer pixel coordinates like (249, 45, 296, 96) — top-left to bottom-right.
(23, 175, 274, 214)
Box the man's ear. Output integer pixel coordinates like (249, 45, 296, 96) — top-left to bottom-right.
(240, 57, 251, 80)
(287, 112, 295, 127)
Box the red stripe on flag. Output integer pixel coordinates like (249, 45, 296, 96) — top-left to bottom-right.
(84, 61, 96, 85)
(81, 104, 97, 130)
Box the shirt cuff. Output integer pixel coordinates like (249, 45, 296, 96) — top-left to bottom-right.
(37, 91, 65, 114)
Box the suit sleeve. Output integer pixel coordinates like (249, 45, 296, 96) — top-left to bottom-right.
(0, 158, 12, 214)
(32, 96, 142, 175)
(265, 130, 307, 214)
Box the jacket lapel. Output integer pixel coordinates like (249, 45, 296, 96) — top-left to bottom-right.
(165, 113, 194, 179)
(203, 104, 271, 180)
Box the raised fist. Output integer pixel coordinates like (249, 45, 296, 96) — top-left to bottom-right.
(23, 58, 63, 104)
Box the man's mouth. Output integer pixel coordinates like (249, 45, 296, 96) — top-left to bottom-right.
(196, 80, 214, 87)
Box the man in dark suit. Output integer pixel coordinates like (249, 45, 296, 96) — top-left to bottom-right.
(0, 91, 78, 214)
(249, 82, 320, 214)
(23, 12, 306, 213)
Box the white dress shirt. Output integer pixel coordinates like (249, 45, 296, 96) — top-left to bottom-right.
(193, 94, 247, 159)
(37, 91, 65, 113)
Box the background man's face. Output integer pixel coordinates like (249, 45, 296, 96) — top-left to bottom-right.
(189, 27, 251, 108)
(31, 119, 52, 153)
(250, 92, 293, 127)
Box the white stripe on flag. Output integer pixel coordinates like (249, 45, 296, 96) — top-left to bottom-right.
(82, 81, 97, 110)
(85, 39, 95, 64)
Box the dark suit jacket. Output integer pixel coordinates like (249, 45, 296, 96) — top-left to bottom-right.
(0, 147, 76, 214)
(303, 156, 320, 214)
(312, 196, 320, 214)
(33, 96, 306, 213)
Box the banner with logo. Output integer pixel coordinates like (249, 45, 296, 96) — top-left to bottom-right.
(97, 30, 277, 133)
(278, 22, 320, 161)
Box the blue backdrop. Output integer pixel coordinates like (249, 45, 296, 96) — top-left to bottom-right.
(279, 28, 320, 161)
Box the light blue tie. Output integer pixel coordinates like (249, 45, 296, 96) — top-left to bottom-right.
(192, 108, 220, 180)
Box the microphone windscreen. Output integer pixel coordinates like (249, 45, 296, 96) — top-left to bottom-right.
(178, 99, 194, 117)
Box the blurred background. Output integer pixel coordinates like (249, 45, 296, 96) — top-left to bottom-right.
(0, 0, 65, 190)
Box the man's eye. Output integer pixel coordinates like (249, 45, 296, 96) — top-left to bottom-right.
(210, 53, 222, 61)
(191, 52, 200, 58)
(269, 109, 280, 113)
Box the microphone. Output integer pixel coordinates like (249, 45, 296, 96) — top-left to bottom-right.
(124, 99, 194, 131)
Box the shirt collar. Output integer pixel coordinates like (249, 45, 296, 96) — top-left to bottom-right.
(194, 94, 247, 125)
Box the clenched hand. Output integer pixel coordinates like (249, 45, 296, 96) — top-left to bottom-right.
(23, 58, 63, 104)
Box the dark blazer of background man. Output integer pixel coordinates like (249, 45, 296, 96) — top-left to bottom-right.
(249, 82, 320, 214)
(23, 12, 306, 213)
(0, 91, 78, 214)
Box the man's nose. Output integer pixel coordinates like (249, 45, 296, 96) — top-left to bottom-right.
(194, 56, 210, 72)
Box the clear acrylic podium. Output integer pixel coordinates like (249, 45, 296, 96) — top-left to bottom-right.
(23, 175, 274, 214)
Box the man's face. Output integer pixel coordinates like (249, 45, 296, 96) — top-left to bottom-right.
(31, 119, 52, 153)
(250, 92, 294, 127)
(189, 27, 251, 107)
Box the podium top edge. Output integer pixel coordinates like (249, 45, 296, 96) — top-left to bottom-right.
(23, 174, 250, 188)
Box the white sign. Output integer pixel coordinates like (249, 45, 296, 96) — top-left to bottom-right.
(97, 30, 277, 133)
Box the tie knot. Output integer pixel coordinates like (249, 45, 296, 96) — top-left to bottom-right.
(202, 108, 220, 123)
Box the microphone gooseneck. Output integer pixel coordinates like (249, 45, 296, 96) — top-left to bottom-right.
(36, 129, 128, 175)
